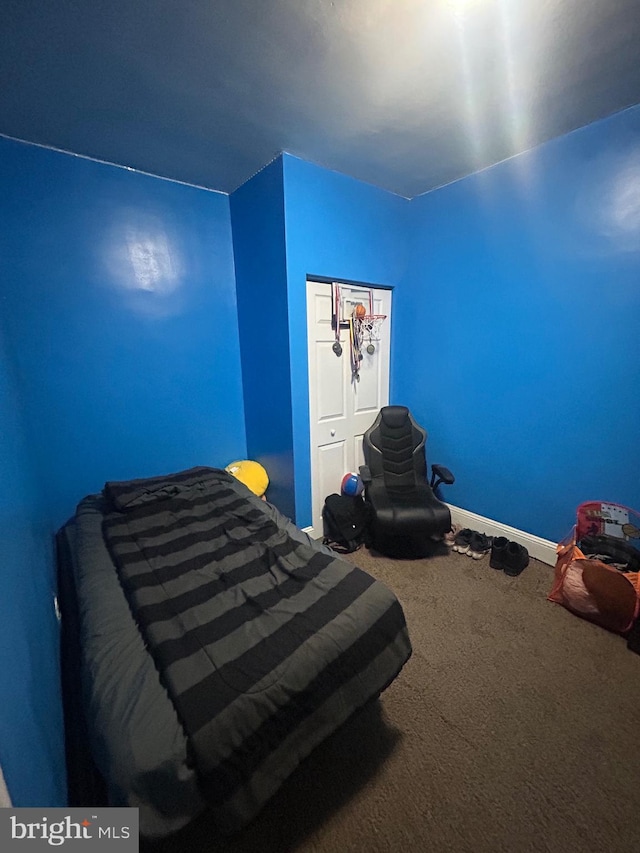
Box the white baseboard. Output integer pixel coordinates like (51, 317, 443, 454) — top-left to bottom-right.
(301, 525, 318, 539)
(447, 504, 557, 566)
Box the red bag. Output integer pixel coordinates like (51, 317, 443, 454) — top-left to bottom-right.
(548, 502, 640, 635)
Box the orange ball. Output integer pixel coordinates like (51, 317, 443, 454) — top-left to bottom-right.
(354, 303, 367, 319)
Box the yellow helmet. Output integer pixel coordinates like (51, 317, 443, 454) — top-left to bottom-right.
(225, 460, 269, 497)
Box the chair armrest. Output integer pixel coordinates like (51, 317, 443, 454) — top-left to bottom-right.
(359, 465, 372, 485)
(430, 464, 455, 490)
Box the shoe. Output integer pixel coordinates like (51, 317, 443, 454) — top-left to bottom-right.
(468, 532, 493, 559)
(444, 527, 458, 548)
(452, 529, 473, 554)
(489, 536, 509, 570)
(503, 541, 529, 576)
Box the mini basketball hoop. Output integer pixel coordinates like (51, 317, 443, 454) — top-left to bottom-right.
(329, 285, 387, 379)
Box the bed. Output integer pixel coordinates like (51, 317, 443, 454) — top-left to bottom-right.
(57, 467, 411, 839)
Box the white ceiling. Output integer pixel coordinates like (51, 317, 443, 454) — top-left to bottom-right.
(2, 0, 640, 197)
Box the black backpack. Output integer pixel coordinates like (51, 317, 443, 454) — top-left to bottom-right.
(322, 493, 371, 554)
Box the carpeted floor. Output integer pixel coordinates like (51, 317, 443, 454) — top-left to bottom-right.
(144, 545, 640, 853)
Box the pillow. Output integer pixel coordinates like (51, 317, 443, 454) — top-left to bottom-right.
(104, 466, 224, 511)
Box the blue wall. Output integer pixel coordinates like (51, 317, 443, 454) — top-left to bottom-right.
(0, 137, 246, 530)
(0, 135, 247, 806)
(0, 328, 65, 806)
(282, 154, 410, 526)
(396, 106, 640, 542)
(230, 158, 295, 518)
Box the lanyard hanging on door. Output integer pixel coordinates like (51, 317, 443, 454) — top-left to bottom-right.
(332, 282, 343, 356)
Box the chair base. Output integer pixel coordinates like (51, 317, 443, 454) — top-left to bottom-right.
(369, 532, 451, 560)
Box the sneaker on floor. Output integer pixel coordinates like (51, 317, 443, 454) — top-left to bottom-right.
(503, 541, 529, 576)
(452, 528, 474, 554)
(489, 536, 509, 570)
(444, 527, 458, 548)
(468, 532, 493, 559)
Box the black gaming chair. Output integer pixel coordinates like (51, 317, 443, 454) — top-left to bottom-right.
(360, 406, 454, 557)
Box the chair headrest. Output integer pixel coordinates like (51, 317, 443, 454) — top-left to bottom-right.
(380, 406, 410, 429)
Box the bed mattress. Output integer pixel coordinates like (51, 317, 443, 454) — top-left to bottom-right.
(62, 469, 411, 838)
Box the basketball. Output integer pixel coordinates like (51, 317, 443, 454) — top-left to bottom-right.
(354, 303, 367, 319)
(341, 472, 364, 496)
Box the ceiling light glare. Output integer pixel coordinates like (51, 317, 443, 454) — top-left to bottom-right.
(446, 0, 483, 15)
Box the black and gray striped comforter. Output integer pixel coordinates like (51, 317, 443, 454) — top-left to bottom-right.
(101, 467, 411, 833)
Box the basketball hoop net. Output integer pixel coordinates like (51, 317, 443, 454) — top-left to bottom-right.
(353, 314, 387, 342)
(350, 313, 387, 380)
